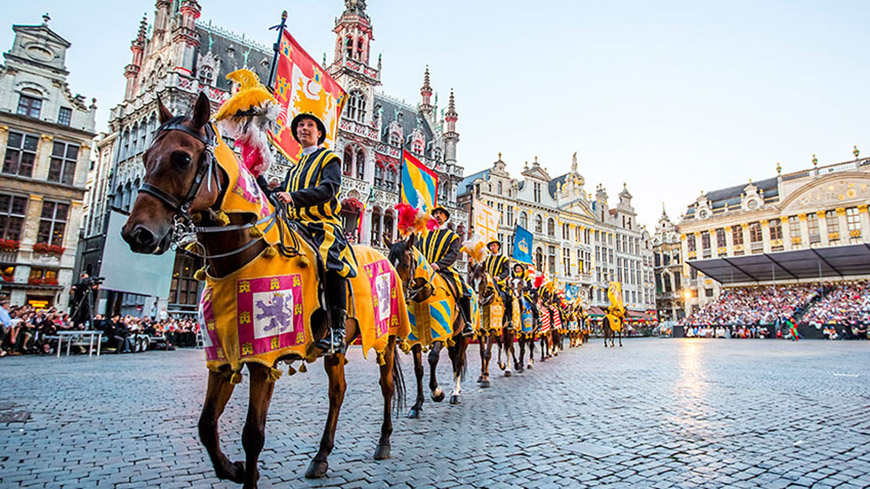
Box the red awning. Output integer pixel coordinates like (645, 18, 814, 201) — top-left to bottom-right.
(587, 307, 605, 317)
(626, 310, 657, 322)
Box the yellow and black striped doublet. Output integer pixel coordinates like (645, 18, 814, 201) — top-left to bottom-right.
(281, 148, 357, 278)
(485, 254, 509, 280)
(418, 228, 470, 299)
(420, 229, 458, 266)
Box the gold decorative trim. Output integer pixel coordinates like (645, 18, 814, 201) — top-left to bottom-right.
(849, 230, 862, 238)
(791, 237, 802, 244)
(836, 208, 846, 216)
(798, 213, 807, 221)
(828, 232, 840, 240)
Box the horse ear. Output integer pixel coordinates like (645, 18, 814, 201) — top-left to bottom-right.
(382, 234, 393, 248)
(192, 92, 211, 128)
(157, 97, 173, 124)
(406, 233, 417, 249)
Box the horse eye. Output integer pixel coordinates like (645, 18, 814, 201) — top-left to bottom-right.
(171, 151, 192, 168)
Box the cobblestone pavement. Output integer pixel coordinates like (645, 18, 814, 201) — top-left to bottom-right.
(1, 338, 869, 488)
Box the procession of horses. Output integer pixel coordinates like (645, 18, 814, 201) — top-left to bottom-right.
(120, 87, 627, 488)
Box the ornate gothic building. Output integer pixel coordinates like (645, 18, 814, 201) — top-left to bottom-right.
(653, 206, 684, 321)
(81, 0, 465, 316)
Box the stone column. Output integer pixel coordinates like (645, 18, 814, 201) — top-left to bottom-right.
(724, 225, 733, 255)
(836, 208, 848, 243)
(859, 205, 870, 241)
(760, 219, 771, 253)
(817, 210, 829, 246)
(33, 134, 54, 181)
(798, 213, 808, 249)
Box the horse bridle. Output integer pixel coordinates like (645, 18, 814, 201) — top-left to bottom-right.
(137, 118, 219, 238)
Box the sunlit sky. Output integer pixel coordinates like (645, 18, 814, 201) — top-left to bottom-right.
(4, 0, 870, 230)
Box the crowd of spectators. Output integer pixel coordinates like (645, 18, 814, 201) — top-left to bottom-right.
(0, 299, 200, 357)
(679, 281, 870, 340)
(799, 281, 870, 327)
(679, 285, 820, 327)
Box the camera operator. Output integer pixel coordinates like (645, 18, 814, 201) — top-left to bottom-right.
(69, 272, 102, 329)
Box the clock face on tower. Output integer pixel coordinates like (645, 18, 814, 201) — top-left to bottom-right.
(698, 209, 708, 219)
(747, 199, 759, 210)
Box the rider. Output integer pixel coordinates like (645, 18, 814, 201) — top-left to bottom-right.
(256, 112, 356, 355)
(419, 206, 474, 337)
(484, 240, 512, 321)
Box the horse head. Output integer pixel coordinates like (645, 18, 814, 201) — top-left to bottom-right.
(385, 233, 433, 301)
(122, 92, 225, 254)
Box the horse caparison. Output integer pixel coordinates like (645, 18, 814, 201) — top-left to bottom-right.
(121, 92, 404, 488)
(386, 234, 470, 416)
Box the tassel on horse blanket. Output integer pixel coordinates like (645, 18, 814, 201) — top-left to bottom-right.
(230, 370, 243, 384)
(298, 363, 308, 373)
(250, 227, 264, 238)
(264, 246, 277, 258)
(377, 352, 386, 366)
(266, 367, 283, 383)
(286, 364, 297, 376)
(296, 255, 309, 268)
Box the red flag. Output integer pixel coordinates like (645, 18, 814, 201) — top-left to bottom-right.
(271, 29, 346, 162)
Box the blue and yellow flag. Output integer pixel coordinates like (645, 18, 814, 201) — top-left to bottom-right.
(512, 225, 533, 264)
(400, 150, 438, 211)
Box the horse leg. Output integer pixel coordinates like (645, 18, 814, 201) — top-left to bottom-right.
(503, 329, 513, 377)
(198, 370, 244, 484)
(428, 341, 445, 402)
(619, 330, 623, 347)
(480, 334, 492, 388)
(528, 337, 535, 369)
(241, 364, 276, 489)
(408, 344, 424, 418)
(448, 336, 467, 404)
(305, 353, 346, 479)
(517, 338, 525, 373)
(374, 336, 397, 460)
(477, 335, 486, 383)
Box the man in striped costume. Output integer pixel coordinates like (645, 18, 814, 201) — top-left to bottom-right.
(419, 206, 474, 337)
(485, 240, 512, 323)
(256, 113, 357, 354)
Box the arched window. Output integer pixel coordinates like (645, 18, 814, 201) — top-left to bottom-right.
(374, 161, 384, 187)
(389, 132, 402, 148)
(342, 146, 353, 176)
(345, 36, 354, 59)
(198, 65, 214, 86)
(121, 129, 130, 160)
(497, 181, 503, 195)
(370, 207, 382, 245)
(356, 38, 365, 61)
(534, 215, 542, 233)
(356, 149, 365, 179)
(385, 166, 397, 191)
(139, 121, 147, 151)
(347, 90, 366, 123)
(383, 212, 394, 241)
(519, 212, 528, 229)
(131, 124, 139, 154)
(547, 218, 555, 236)
(535, 247, 543, 272)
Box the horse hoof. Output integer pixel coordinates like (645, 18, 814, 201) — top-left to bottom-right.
(373, 444, 391, 460)
(407, 407, 422, 419)
(480, 380, 491, 388)
(305, 460, 328, 479)
(517, 366, 524, 374)
(476, 375, 484, 383)
(498, 362, 506, 370)
(504, 370, 512, 378)
(431, 388, 445, 403)
(217, 461, 246, 483)
(449, 394, 461, 405)
(527, 364, 533, 370)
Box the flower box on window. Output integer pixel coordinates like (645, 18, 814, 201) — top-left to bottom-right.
(33, 243, 65, 255)
(0, 239, 20, 252)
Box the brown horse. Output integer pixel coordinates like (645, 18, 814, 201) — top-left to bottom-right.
(121, 93, 404, 487)
(386, 234, 471, 416)
(603, 314, 623, 347)
(473, 266, 506, 387)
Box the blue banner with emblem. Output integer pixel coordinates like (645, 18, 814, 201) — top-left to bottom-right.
(512, 225, 533, 264)
(565, 283, 580, 301)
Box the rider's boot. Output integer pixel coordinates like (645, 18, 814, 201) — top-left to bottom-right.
(317, 272, 348, 355)
(460, 298, 474, 337)
(317, 307, 347, 355)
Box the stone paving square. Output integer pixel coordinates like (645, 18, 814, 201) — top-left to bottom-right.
(1, 338, 869, 488)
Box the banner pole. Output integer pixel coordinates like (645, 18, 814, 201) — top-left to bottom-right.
(266, 10, 288, 91)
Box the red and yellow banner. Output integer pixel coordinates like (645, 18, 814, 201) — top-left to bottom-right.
(271, 29, 346, 163)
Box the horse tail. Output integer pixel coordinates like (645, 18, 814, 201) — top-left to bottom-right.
(391, 338, 405, 416)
